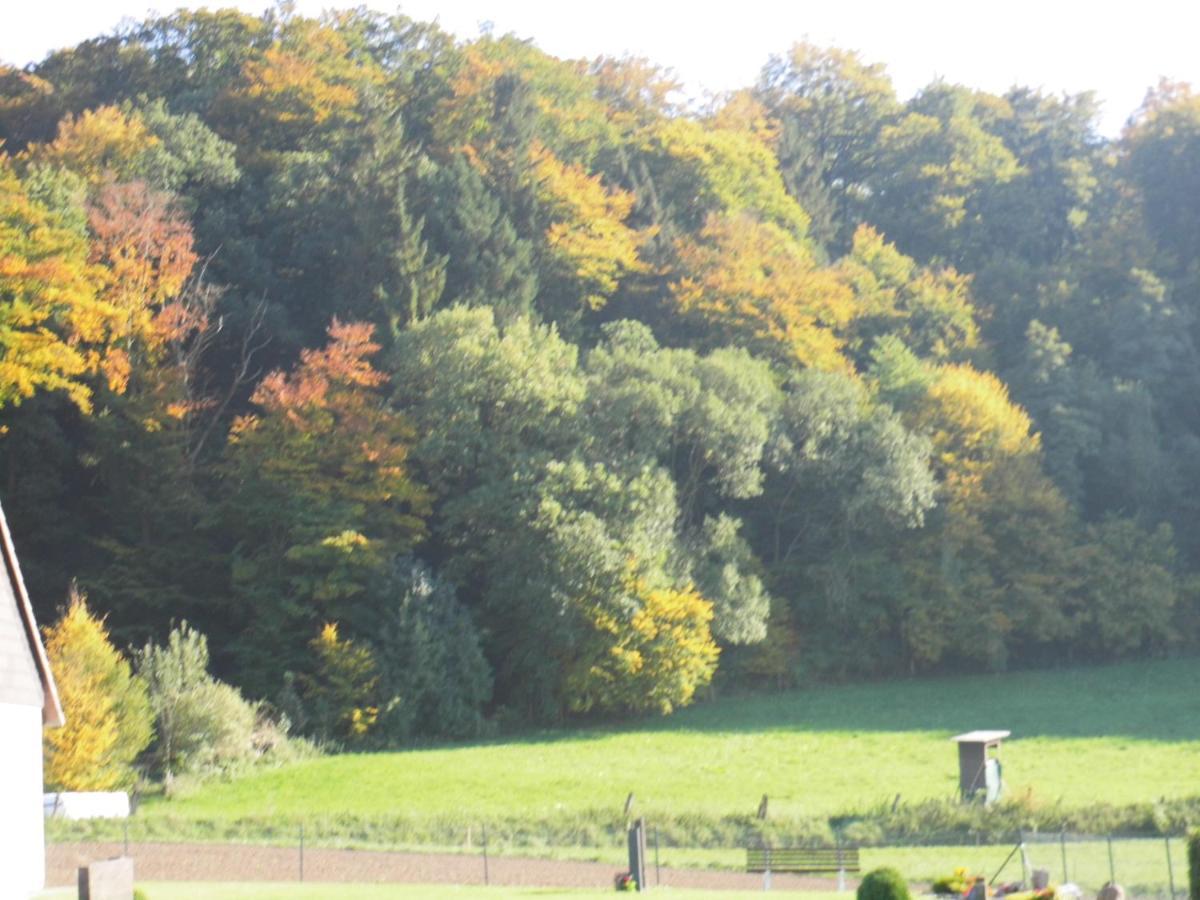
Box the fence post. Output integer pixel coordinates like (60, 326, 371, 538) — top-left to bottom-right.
(1060, 831, 1067, 884)
(1018, 829, 1030, 887)
(482, 823, 489, 886)
(764, 845, 772, 892)
(299, 823, 304, 882)
(654, 826, 660, 886)
(1106, 835, 1115, 884)
(627, 818, 647, 891)
(123, 820, 129, 857)
(1167, 836, 1177, 900)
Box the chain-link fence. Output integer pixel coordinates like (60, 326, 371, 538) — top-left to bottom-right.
(45, 821, 1193, 897)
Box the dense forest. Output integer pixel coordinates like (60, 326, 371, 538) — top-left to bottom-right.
(3, 7, 1199, 742)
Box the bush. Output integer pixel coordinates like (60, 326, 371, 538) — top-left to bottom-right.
(857, 867, 910, 900)
(136, 622, 258, 781)
(1188, 830, 1200, 900)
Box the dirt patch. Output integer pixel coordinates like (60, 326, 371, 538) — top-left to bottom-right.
(48, 841, 852, 892)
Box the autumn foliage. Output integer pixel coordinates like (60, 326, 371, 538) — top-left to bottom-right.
(42, 588, 152, 791)
(3, 10, 1198, 736)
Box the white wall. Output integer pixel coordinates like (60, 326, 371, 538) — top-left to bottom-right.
(0, 702, 46, 898)
(45, 791, 129, 819)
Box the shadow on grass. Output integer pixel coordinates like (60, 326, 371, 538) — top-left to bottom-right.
(434, 656, 1200, 750)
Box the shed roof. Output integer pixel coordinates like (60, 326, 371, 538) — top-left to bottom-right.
(951, 730, 1010, 744)
(0, 498, 64, 727)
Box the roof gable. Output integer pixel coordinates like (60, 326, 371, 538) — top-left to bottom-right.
(0, 499, 64, 727)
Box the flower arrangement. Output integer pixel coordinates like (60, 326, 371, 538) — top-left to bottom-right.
(614, 871, 636, 892)
(933, 867, 980, 896)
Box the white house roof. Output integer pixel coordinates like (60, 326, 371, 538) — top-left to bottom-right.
(0, 499, 64, 727)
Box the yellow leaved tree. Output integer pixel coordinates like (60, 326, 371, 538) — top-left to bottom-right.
(18, 106, 159, 186)
(299, 622, 380, 744)
(530, 142, 646, 319)
(670, 212, 856, 372)
(42, 587, 152, 791)
(0, 157, 106, 412)
(914, 362, 1040, 495)
(572, 581, 720, 715)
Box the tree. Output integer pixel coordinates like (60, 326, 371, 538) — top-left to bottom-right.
(371, 559, 492, 740)
(393, 309, 772, 718)
(868, 83, 1022, 266)
(299, 622, 380, 743)
(569, 581, 719, 715)
(529, 141, 645, 328)
(211, 18, 384, 157)
(1071, 518, 1178, 656)
(748, 369, 936, 677)
(0, 158, 105, 412)
(837, 225, 978, 364)
(135, 621, 257, 782)
(629, 115, 811, 241)
(225, 320, 428, 693)
(583, 320, 781, 519)
(18, 106, 159, 186)
(755, 43, 900, 252)
(42, 587, 152, 791)
(913, 362, 1039, 491)
(669, 212, 854, 372)
(419, 154, 538, 322)
(1122, 81, 1200, 286)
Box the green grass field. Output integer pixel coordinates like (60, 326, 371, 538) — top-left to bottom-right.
(44, 661, 1199, 897)
(136, 658, 1200, 828)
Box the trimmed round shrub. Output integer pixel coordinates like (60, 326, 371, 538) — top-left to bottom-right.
(858, 866, 911, 900)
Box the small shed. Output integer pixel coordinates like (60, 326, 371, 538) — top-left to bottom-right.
(0, 499, 64, 898)
(952, 730, 1009, 804)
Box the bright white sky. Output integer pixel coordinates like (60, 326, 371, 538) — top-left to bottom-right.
(4, 0, 1199, 135)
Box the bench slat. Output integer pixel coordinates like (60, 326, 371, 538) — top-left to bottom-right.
(746, 847, 860, 874)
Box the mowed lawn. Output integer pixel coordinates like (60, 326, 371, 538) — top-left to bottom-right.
(141, 658, 1200, 824)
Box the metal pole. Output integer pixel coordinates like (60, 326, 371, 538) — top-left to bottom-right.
(299, 823, 304, 882)
(123, 821, 129, 857)
(1107, 835, 1115, 884)
(654, 827, 660, 886)
(1060, 831, 1067, 884)
(990, 840, 1023, 885)
(1167, 837, 1177, 900)
(1019, 830, 1030, 887)
(837, 841, 846, 892)
(482, 824, 489, 886)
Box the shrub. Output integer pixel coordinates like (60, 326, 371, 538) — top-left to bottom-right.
(136, 622, 258, 781)
(43, 587, 153, 791)
(858, 867, 911, 900)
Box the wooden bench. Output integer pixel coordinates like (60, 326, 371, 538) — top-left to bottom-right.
(747, 847, 860, 889)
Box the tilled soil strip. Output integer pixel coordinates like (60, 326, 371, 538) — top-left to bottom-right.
(48, 841, 850, 892)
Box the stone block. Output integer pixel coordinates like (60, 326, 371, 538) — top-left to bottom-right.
(77, 856, 134, 900)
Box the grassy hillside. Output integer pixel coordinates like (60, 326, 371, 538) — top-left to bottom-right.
(138, 659, 1200, 828)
